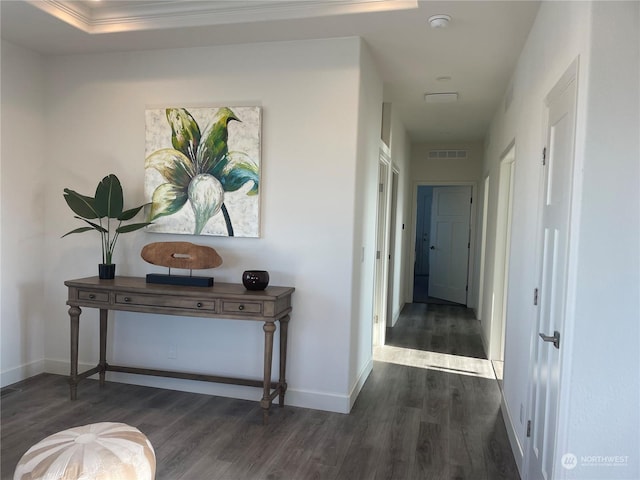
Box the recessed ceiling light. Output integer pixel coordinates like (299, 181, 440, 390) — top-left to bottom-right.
(424, 92, 458, 103)
(428, 14, 451, 29)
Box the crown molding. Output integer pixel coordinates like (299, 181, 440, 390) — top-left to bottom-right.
(27, 0, 418, 34)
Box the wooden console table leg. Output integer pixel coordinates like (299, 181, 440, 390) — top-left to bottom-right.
(279, 315, 290, 407)
(261, 321, 276, 424)
(99, 309, 108, 386)
(69, 306, 81, 401)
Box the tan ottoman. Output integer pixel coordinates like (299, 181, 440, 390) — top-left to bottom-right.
(14, 422, 156, 480)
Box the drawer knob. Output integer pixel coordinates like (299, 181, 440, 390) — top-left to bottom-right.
(89, 294, 96, 300)
(238, 304, 245, 311)
(124, 297, 131, 302)
(196, 302, 203, 308)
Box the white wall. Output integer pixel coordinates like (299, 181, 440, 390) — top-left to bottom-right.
(482, 2, 640, 477)
(388, 110, 411, 326)
(0, 36, 379, 414)
(0, 40, 47, 386)
(348, 39, 383, 407)
(411, 142, 483, 184)
(560, 3, 639, 478)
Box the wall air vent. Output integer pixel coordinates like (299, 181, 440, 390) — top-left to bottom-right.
(428, 150, 467, 160)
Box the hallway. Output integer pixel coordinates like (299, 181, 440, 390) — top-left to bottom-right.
(2, 304, 519, 480)
(374, 302, 519, 479)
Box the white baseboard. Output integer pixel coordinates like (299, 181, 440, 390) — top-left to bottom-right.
(501, 392, 525, 477)
(286, 388, 350, 414)
(390, 302, 405, 327)
(43, 358, 357, 414)
(480, 327, 490, 359)
(348, 358, 373, 411)
(1, 359, 46, 388)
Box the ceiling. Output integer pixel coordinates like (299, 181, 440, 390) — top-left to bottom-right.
(0, 0, 541, 143)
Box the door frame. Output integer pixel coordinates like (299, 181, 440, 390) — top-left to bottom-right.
(407, 181, 478, 307)
(487, 141, 516, 361)
(373, 145, 393, 346)
(385, 168, 400, 328)
(524, 57, 580, 479)
(476, 174, 491, 321)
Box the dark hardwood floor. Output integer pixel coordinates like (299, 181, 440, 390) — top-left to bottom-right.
(1, 303, 519, 480)
(385, 302, 486, 359)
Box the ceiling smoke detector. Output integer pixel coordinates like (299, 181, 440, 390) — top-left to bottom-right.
(428, 14, 451, 28)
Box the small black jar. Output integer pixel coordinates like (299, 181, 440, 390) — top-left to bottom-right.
(242, 270, 270, 291)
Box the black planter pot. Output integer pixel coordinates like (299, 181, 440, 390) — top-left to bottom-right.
(242, 270, 269, 291)
(98, 264, 116, 279)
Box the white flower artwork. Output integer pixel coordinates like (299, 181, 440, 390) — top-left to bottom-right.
(144, 106, 261, 237)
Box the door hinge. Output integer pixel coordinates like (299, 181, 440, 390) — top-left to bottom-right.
(542, 147, 547, 166)
(374, 315, 379, 324)
(379, 183, 384, 193)
(527, 420, 532, 437)
(465, 285, 468, 292)
(470, 196, 473, 204)
(534, 288, 539, 306)
(376, 250, 381, 260)
(468, 242, 470, 249)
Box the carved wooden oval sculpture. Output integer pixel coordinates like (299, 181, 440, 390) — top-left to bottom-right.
(141, 242, 222, 270)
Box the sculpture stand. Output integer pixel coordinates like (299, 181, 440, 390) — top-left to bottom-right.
(146, 272, 213, 287)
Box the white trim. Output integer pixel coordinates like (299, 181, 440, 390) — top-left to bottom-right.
(1, 359, 46, 388)
(348, 358, 373, 411)
(44, 359, 355, 414)
(488, 141, 516, 361)
(501, 393, 525, 477)
(28, 0, 418, 34)
(475, 174, 491, 321)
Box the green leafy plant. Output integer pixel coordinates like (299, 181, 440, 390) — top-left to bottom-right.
(145, 107, 259, 236)
(63, 174, 151, 264)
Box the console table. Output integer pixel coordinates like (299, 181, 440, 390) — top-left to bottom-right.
(65, 276, 294, 423)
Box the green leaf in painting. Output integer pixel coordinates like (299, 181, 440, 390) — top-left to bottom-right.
(214, 151, 259, 194)
(145, 149, 194, 186)
(166, 108, 201, 162)
(63, 189, 99, 219)
(149, 183, 189, 220)
(197, 107, 240, 175)
(95, 174, 124, 219)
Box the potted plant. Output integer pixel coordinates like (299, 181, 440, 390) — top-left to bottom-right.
(63, 174, 151, 279)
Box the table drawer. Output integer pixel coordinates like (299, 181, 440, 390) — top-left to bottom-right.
(221, 301, 262, 314)
(78, 290, 109, 303)
(115, 293, 216, 312)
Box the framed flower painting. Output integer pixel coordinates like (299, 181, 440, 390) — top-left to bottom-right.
(144, 106, 261, 237)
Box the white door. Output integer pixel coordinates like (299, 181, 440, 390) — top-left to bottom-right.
(527, 61, 578, 480)
(428, 186, 472, 304)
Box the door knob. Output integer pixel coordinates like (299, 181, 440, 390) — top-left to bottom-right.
(539, 330, 560, 349)
(430, 246, 435, 250)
